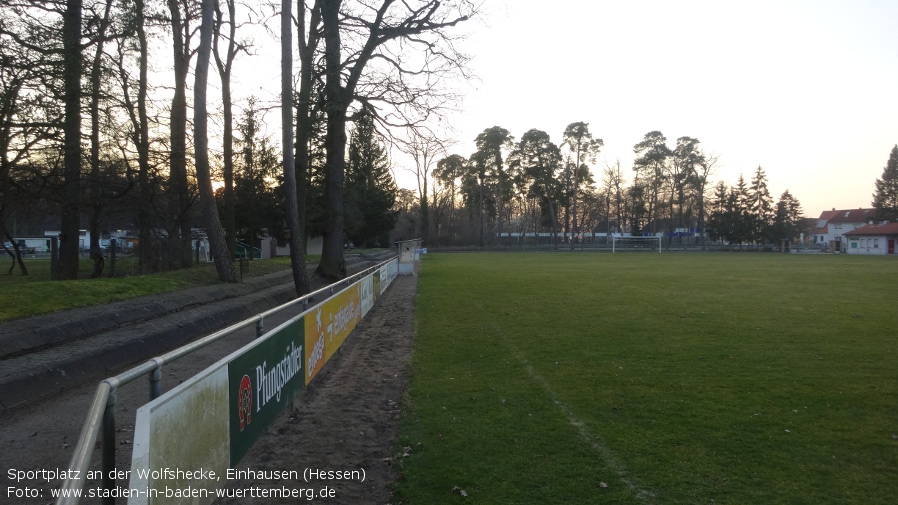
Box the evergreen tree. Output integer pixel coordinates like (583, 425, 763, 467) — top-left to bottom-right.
(461, 150, 493, 247)
(771, 190, 804, 246)
(435, 154, 467, 242)
(632, 131, 671, 233)
(731, 174, 753, 245)
(509, 129, 563, 243)
(707, 181, 730, 243)
(233, 105, 283, 249)
(748, 165, 774, 244)
(473, 126, 514, 245)
(344, 111, 398, 248)
(872, 145, 898, 222)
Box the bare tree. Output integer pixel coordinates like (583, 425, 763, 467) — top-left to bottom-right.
(0, 8, 62, 276)
(213, 0, 245, 259)
(283, 0, 313, 294)
(602, 158, 627, 234)
(58, 0, 83, 279)
(114, 0, 155, 273)
(295, 0, 322, 263)
(167, 0, 198, 270)
(86, 0, 115, 278)
(692, 150, 719, 249)
(398, 131, 446, 243)
(316, 0, 476, 280)
(195, 0, 236, 282)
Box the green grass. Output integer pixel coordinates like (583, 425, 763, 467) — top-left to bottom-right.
(0, 255, 315, 322)
(395, 253, 898, 504)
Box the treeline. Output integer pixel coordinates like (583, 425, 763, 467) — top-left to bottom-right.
(403, 126, 805, 248)
(0, 0, 474, 290)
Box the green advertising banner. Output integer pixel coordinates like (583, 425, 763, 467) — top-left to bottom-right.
(227, 316, 305, 466)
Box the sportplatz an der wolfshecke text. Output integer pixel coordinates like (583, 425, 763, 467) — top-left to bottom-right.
(7, 466, 366, 484)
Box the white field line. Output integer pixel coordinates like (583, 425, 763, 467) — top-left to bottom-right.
(493, 324, 658, 503)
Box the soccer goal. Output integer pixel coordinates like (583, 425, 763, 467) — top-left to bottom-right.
(611, 235, 662, 253)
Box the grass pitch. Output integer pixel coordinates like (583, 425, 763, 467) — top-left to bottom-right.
(395, 253, 897, 504)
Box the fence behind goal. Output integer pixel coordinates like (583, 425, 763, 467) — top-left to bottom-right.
(494, 233, 663, 252)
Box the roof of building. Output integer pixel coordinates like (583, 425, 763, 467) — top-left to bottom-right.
(844, 222, 898, 237)
(825, 208, 876, 224)
(814, 210, 841, 234)
(816, 209, 840, 222)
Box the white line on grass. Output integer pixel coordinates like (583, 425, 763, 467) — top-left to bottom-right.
(493, 324, 658, 503)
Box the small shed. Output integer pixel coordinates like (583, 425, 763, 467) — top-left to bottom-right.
(844, 222, 898, 255)
(396, 238, 423, 275)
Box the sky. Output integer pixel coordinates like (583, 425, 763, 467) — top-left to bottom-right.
(420, 0, 898, 217)
(224, 0, 898, 218)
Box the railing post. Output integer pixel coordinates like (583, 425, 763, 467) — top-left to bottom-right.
(256, 317, 264, 339)
(102, 389, 117, 505)
(149, 365, 162, 400)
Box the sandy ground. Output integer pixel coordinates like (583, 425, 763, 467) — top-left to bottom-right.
(0, 273, 416, 505)
(215, 274, 417, 505)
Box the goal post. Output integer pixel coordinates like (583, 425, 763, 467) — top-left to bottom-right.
(611, 235, 662, 253)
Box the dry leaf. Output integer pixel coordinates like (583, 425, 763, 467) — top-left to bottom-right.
(450, 486, 468, 498)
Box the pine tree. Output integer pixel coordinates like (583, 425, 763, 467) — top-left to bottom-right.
(731, 174, 752, 245)
(707, 181, 729, 243)
(772, 190, 804, 246)
(748, 165, 774, 244)
(344, 111, 398, 248)
(872, 145, 898, 222)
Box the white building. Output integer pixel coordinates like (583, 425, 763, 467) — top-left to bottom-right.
(812, 208, 876, 252)
(844, 222, 898, 255)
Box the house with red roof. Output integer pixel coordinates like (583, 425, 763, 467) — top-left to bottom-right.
(844, 222, 898, 255)
(812, 208, 877, 252)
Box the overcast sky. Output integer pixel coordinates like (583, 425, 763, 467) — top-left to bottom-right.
(426, 0, 898, 216)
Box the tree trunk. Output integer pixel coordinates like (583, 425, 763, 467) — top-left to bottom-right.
(88, 0, 114, 279)
(478, 178, 484, 247)
(283, 0, 312, 294)
(2, 230, 29, 275)
(495, 161, 502, 249)
(195, 0, 236, 283)
(420, 177, 429, 242)
(135, 0, 153, 273)
(58, 0, 83, 280)
(317, 0, 347, 281)
(571, 165, 579, 251)
(168, 0, 193, 270)
(296, 0, 321, 259)
(214, 0, 238, 261)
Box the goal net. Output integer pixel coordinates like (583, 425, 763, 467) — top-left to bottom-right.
(611, 235, 662, 253)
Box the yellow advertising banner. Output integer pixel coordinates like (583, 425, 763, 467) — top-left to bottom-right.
(303, 285, 361, 384)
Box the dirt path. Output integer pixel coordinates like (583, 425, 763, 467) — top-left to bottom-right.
(0, 273, 417, 504)
(216, 274, 417, 504)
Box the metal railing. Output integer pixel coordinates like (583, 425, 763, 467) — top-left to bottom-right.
(57, 256, 397, 505)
